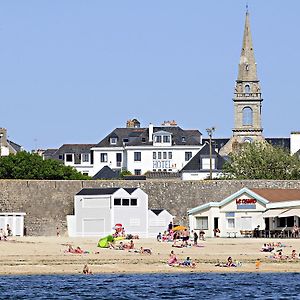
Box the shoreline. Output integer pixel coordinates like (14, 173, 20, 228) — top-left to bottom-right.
(1, 236, 300, 275)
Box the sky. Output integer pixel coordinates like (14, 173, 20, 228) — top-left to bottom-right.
(1, 1, 300, 151)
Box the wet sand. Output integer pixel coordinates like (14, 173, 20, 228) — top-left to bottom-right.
(1, 237, 300, 275)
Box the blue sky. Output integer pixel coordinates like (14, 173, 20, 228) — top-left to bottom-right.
(1, 1, 299, 151)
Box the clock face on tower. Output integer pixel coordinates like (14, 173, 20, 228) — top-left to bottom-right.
(243, 137, 253, 143)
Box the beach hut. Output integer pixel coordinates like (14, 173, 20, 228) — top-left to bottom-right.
(67, 187, 148, 237)
(148, 209, 174, 237)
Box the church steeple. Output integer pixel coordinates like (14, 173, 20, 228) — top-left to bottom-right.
(219, 10, 264, 156)
(238, 11, 257, 82)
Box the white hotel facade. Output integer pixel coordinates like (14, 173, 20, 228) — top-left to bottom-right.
(49, 120, 206, 177)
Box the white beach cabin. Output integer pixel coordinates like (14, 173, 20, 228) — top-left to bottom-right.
(67, 187, 148, 237)
(148, 209, 174, 237)
(0, 212, 26, 236)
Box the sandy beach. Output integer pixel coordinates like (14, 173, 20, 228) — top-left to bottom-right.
(1, 237, 300, 275)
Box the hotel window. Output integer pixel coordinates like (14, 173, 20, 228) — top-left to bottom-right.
(155, 136, 162, 143)
(100, 153, 108, 162)
(153, 152, 156, 159)
(158, 152, 162, 159)
(82, 153, 89, 162)
(168, 152, 172, 159)
(163, 135, 170, 143)
(134, 152, 141, 161)
(185, 152, 192, 161)
(195, 217, 208, 230)
(134, 169, 141, 175)
(65, 154, 73, 162)
(110, 137, 117, 144)
(163, 152, 167, 159)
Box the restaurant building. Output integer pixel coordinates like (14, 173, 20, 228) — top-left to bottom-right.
(188, 188, 300, 238)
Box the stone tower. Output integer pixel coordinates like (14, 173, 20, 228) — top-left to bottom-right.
(220, 10, 264, 156)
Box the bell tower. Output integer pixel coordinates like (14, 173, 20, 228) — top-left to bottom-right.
(220, 10, 264, 156)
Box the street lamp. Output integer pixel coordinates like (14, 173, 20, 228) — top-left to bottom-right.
(206, 127, 215, 180)
(0, 133, 3, 158)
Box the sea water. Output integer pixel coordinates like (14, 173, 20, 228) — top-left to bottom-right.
(0, 273, 299, 299)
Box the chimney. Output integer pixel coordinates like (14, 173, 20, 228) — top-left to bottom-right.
(0, 128, 8, 146)
(149, 123, 153, 142)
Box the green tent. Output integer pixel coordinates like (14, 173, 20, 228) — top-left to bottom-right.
(97, 235, 114, 248)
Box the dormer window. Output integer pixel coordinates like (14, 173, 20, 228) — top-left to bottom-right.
(163, 136, 170, 143)
(141, 138, 146, 143)
(182, 137, 186, 143)
(123, 138, 129, 143)
(155, 136, 162, 143)
(110, 137, 117, 145)
(153, 131, 172, 145)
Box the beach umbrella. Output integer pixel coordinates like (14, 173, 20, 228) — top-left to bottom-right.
(113, 223, 123, 230)
(173, 225, 187, 231)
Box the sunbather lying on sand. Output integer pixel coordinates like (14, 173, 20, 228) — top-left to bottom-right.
(215, 256, 237, 267)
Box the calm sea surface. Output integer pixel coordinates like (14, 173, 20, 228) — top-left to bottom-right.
(0, 273, 299, 299)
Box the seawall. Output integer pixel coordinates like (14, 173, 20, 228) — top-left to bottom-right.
(1, 179, 300, 235)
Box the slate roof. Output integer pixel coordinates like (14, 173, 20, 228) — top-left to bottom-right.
(150, 209, 164, 216)
(50, 144, 96, 164)
(96, 126, 201, 147)
(265, 138, 290, 150)
(92, 166, 120, 180)
(43, 149, 58, 159)
(7, 140, 22, 153)
(181, 143, 226, 172)
(76, 188, 120, 195)
(76, 187, 138, 196)
(252, 189, 300, 202)
(202, 138, 229, 153)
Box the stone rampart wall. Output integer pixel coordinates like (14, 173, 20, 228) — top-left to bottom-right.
(1, 179, 300, 235)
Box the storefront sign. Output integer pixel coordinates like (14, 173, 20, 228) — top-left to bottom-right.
(236, 199, 257, 204)
(236, 198, 257, 209)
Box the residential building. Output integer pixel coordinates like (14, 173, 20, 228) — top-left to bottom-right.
(0, 128, 22, 157)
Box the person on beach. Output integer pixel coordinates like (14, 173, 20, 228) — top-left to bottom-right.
(124, 240, 134, 250)
(291, 249, 297, 259)
(226, 257, 237, 267)
(56, 226, 60, 237)
(182, 229, 189, 246)
(193, 230, 198, 246)
(168, 221, 173, 232)
(181, 257, 196, 268)
(6, 224, 12, 236)
(0, 228, 7, 241)
(168, 250, 178, 266)
(83, 264, 92, 274)
(255, 259, 261, 269)
(140, 247, 152, 255)
(157, 232, 162, 242)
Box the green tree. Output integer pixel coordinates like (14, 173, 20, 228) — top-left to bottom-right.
(223, 142, 300, 179)
(0, 151, 90, 180)
(119, 170, 132, 178)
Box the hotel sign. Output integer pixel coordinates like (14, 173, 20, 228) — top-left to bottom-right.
(236, 198, 257, 209)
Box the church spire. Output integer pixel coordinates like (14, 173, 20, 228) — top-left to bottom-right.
(238, 10, 257, 81)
